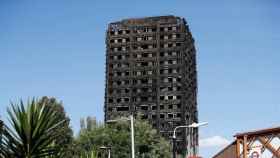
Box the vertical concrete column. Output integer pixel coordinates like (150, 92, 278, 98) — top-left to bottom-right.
(236, 139, 241, 158)
(243, 135, 248, 158)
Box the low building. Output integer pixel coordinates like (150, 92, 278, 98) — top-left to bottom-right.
(213, 126, 280, 158)
(212, 141, 237, 158)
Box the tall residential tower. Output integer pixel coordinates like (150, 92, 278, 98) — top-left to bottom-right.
(104, 16, 198, 155)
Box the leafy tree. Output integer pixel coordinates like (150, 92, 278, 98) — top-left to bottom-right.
(75, 117, 171, 158)
(1, 99, 66, 158)
(38, 96, 74, 157)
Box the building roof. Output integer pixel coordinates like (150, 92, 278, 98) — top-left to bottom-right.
(234, 126, 280, 138)
(108, 15, 185, 27)
(212, 141, 236, 158)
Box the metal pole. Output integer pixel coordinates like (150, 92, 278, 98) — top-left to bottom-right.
(108, 148, 111, 158)
(171, 123, 208, 158)
(172, 137, 176, 158)
(172, 126, 180, 158)
(130, 115, 135, 158)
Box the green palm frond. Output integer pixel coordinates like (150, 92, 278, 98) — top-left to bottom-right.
(1, 98, 66, 158)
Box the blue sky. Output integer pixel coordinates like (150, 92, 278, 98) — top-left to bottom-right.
(0, 0, 279, 157)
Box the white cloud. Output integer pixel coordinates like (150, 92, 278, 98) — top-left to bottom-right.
(200, 136, 230, 148)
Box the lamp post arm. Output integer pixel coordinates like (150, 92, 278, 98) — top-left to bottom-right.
(172, 122, 208, 138)
(173, 125, 190, 139)
(106, 117, 130, 123)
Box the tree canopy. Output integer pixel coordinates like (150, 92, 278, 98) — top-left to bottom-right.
(38, 96, 74, 157)
(75, 116, 171, 158)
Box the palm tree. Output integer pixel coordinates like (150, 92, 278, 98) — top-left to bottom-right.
(1, 99, 66, 158)
(0, 119, 3, 138)
(0, 119, 4, 158)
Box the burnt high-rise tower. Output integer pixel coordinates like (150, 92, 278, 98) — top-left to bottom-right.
(104, 16, 198, 156)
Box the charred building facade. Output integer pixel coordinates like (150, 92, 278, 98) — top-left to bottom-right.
(104, 16, 198, 155)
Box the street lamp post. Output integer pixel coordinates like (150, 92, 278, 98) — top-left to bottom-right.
(172, 122, 208, 158)
(130, 115, 135, 158)
(100, 146, 111, 158)
(106, 115, 135, 158)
